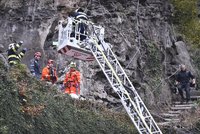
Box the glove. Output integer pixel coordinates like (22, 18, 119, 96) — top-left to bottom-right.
(22, 48, 27, 53)
(76, 83, 80, 89)
(190, 82, 195, 87)
(61, 84, 65, 91)
(175, 81, 179, 86)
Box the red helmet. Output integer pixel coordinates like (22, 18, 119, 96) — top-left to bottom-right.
(48, 59, 54, 64)
(34, 52, 41, 57)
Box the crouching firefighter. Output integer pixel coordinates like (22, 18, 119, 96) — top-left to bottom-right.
(63, 62, 81, 98)
(7, 41, 27, 66)
(41, 59, 58, 84)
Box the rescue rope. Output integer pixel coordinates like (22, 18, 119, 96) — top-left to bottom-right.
(152, 68, 179, 93)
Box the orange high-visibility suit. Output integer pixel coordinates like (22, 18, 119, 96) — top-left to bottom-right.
(63, 70, 81, 94)
(41, 66, 58, 84)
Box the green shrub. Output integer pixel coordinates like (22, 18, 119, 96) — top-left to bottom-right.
(171, 0, 200, 47)
(144, 43, 162, 91)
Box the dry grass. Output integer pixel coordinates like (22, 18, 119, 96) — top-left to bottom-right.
(21, 104, 45, 116)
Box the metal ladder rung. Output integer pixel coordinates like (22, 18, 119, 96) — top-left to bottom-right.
(99, 59, 105, 63)
(96, 55, 103, 60)
(117, 73, 124, 76)
(100, 61, 105, 64)
(96, 51, 103, 56)
(122, 97, 130, 101)
(130, 112, 137, 117)
(113, 83, 120, 87)
(110, 59, 117, 63)
(139, 128, 147, 132)
(144, 116, 151, 119)
(133, 100, 143, 106)
(137, 99, 143, 103)
(105, 69, 111, 73)
(97, 59, 104, 63)
(105, 71, 112, 75)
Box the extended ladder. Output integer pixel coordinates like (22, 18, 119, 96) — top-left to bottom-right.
(57, 17, 162, 134)
(86, 25, 162, 134)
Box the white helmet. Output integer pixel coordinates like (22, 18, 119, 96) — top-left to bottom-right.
(19, 41, 23, 45)
(75, 8, 84, 13)
(69, 62, 76, 68)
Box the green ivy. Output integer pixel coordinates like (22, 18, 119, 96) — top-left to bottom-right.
(171, 0, 200, 47)
(145, 43, 162, 90)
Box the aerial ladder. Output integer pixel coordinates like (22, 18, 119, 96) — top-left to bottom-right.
(57, 17, 163, 134)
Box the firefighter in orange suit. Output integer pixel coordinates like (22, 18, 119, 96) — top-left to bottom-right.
(63, 62, 81, 95)
(41, 59, 58, 84)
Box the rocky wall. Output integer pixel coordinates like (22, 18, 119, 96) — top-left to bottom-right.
(0, 0, 197, 110)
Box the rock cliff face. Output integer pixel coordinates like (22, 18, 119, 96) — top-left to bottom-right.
(0, 0, 197, 109)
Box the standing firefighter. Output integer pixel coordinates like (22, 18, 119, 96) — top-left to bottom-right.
(30, 52, 42, 79)
(175, 64, 196, 103)
(41, 59, 58, 84)
(63, 62, 81, 98)
(70, 8, 88, 41)
(7, 41, 27, 66)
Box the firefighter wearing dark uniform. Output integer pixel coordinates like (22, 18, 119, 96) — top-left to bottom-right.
(30, 52, 42, 79)
(70, 8, 88, 41)
(7, 41, 27, 66)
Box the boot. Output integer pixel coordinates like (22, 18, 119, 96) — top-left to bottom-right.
(180, 98, 185, 104)
(186, 99, 190, 104)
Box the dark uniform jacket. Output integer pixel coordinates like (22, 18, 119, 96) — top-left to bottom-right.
(70, 11, 88, 41)
(30, 58, 41, 79)
(7, 43, 26, 65)
(176, 70, 194, 84)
